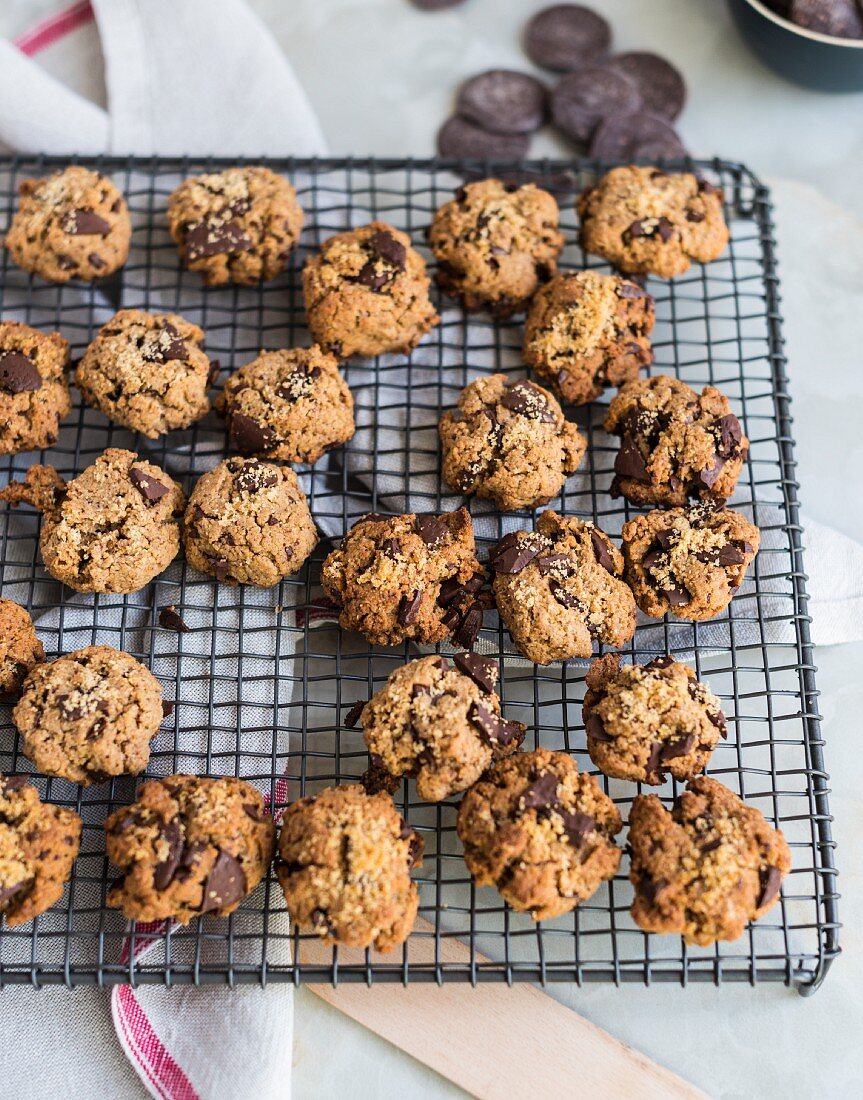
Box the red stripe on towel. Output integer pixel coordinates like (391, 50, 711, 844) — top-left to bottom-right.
(14, 1, 95, 57)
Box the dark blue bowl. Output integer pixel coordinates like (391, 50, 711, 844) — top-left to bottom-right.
(728, 0, 863, 92)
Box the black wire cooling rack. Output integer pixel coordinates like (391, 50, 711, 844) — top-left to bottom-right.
(0, 155, 839, 991)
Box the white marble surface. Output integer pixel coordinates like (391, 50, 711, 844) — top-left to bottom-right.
(1, 2, 862, 1098)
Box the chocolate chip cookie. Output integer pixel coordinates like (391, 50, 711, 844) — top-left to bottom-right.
(167, 166, 303, 287)
(457, 747, 622, 921)
(0, 448, 185, 593)
(321, 508, 485, 648)
(629, 776, 791, 945)
(577, 167, 729, 279)
(428, 179, 564, 317)
(0, 599, 44, 695)
(439, 375, 586, 511)
(218, 345, 354, 463)
(76, 310, 214, 438)
(523, 271, 654, 406)
(604, 376, 749, 506)
(0, 774, 81, 926)
(622, 501, 760, 621)
(583, 653, 727, 785)
(359, 653, 525, 802)
(302, 222, 439, 358)
(13, 645, 163, 785)
(105, 775, 275, 923)
(183, 458, 317, 587)
(490, 510, 637, 664)
(276, 784, 422, 952)
(4, 165, 131, 283)
(0, 321, 72, 453)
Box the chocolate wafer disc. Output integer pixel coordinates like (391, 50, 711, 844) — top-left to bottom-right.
(607, 51, 687, 121)
(524, 4, 612, 72)
(590, 111, 686, 160)
(457, 70, 548, 135)
(551, 65, 641, 145)
(437, 115, 531, 158)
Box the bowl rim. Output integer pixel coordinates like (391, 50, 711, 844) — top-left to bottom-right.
(739, 0, 863, 49)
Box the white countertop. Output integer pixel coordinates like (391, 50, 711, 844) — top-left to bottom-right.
(2, 2, 862, 1098)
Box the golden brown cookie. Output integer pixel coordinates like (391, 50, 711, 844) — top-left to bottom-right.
(76, 310, 214, 438)
(321, 508, 485, 648)
(577, 166, 729, 279)
(0, 774, 81, 926)
(0, 321, 72, 454)
(13, 645, 163, 785)
(604, 376, 749, 507)
(428, 178, 564, 317)
(523, 271, 654, 406)
(490, 510, 637, 664)
(583, 654, 727, 785)
(456, 748, 622, 921)
(218, 345, 355, 463)
(302, 221, 439, 358)
(105, 775, 275, 923)
(166, 166, 303, 286)
(0, 448, 184, 594)
(359, 653, 525, 802)
(276, 784, 422, 952)
(621, 501, 760, 621)
(629, 776, 791, 945)
(183, 458, 317, 586)
(439, 375, 586, 511)
(0, 599, 44, 695)
(4, 165, 131, 282)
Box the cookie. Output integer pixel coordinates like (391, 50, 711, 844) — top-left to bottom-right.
(0, 321, 72, 453)
(523, 272, 654, 406)
(105, 775, 275, 923)
(456, 747, 622, 921)
(439, 375, 586, 511)
(321, 508, 485, 648)
(0, 599, 45, 695)
(577, 166, 729, 278)
(0, 448, 185, 593)
(0, 775, 81, 927)
(489, 510, 637, 664)
(183, 458, 317, 587)
(4, 165, 131, 283)
(629, 776, 791, 945)
(166, 166, 303, 287)
(621, 501, 760, 621)
(276, 784, 422, 952)
(428, 179, 564, 317)
(583, 653, 727, 785)
(302, 222, 439, 358)
(359, 653, 525, 802)
(76, 310, 213, 438)
(218, 345, 354, 463)
(604, 376, 749, 506)
(524, 5, 612, 71)
(13, 645, 163, 785)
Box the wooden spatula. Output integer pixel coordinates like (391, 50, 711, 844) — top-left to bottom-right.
(304, 918, 708, 1100)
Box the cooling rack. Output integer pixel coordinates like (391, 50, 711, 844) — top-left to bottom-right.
(0, 155, 838, 990)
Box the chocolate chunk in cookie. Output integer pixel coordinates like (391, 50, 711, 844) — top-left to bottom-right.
(167, 166, 303, 286)
(439, 374, 586, 510)
(428, 178, 564, 318)
(604, 376, 749, 506)
(105, 775, 275, 922)
(490, 510, 636, 664)
(629, 776, 791, 945)
(13, 645, 163, 785)
(183, 458, 317, 587)
(276, 784, 421, 952)
(583, 653, 727, 784)
(524, 271, 654, 406)
(0, 321, 72, 454)
(457, 747, 622, 920)
(218, 345, 354, 464)
(577, 166, 728, 279)
(621, 501, 760, 621)
(4, 166, 131, 283)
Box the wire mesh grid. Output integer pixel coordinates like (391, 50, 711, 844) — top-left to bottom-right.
(0, 155, 838, 990)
